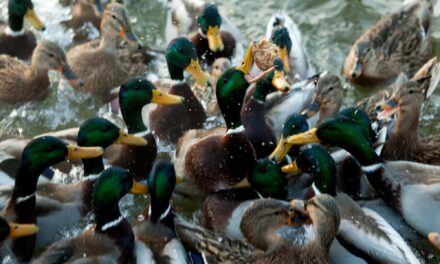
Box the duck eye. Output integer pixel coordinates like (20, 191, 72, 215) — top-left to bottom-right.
(48, 53, 54, 58)
(112, 15, 117, 19)
(222, 78, 228, 84)
(177, 47, 183, 53)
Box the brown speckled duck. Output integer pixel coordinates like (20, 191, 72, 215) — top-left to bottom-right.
(0, 41, 82, 105)
(176, 195, 340, 264)
(66, 3, 144, 102)
(0, 0, 45, 61)
(344, 0, 432, 86)
(378, 57, 440, 164)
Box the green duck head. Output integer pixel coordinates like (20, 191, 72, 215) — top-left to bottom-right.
(119, 77, 184, 134)
(93, 167, 148, 230)
(270, 26, 292, 73)
(166, 37, 208, 86)
(77, 117, 148, 175)
(0, 217, 39, 243)
(253, 58, 290, 102)
(14, 136, 103, 201)
(197, 3, 224, 52)
(285, 115, 383, 166)
(282, 144, 337, 196)
(147, 160, 176, 223)
(8, 0, 45, 31)
(339, 107, 375, 142)
(249, 158, 286, 199)
(269, 113, 309, 162)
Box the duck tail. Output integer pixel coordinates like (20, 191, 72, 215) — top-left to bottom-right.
(412, 57, 440, 108)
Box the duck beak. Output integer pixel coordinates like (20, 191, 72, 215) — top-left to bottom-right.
(207, 26, 224, 52)
(246, 66, 275, 83)
(25, 9, 45, 31)
(377, 98, 398, 120)
(301, 99, 320, 118)
(350, 59, 362, 79)
(269, 135, 292, 162)
(278, 47, 290, 73)
(232, 177, 251, 189)
(152, 89, 184, 105)
(8, 223, 39, 238)
(185, 59, 208, 86)
(236, 43, 254, 74)
(428, 232, 440, 249)
(282, 161, 301, 174)
(116, 131, 148, 146)
(287, 201, 312, 226)
(59, 64, 84, 88)
(66, 145, 104, 160)
(272, 70, 290, 92)
(175, 175, 184, 184)
(120, 27, 143, 50)
(286, 128, 320, 145)
(130, 180, 149, 194)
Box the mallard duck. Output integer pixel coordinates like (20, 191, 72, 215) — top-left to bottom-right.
(105, 77, 184, 181)
(33, 167, 148, 264)
(147, 37, 208, 144)
(378, 58, 440, 164)
(344, 0, 432, 86)
(173, 46, 275, 192)
(0, 136, 103, 261)
(0, 0, 45, 60)
(0, 40, 83, 104)
(190, 3, 236, 66)
(0, 216, 38, 245)
(282, 144, 420, 264)
(133, 160, 187, 263)
(283, 112, 440, 238)
(265, 12, 315, 80)
(241, 58, 290, 158)
(176, 194, 340, 264)
(66, 3, 143, 102)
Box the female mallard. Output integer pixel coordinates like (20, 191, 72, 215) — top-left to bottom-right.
(66, 3, 143, 102)
(282, 144, 420, 264)
(0, 40, 82, 104)
(378, 58, 440, 164)
(0, 0, 45, 60)
(284, 112, 440, 238)
(105, 77, 184, 181)
(173, 47, 275, 192)
(147, 37, 208, 144)
(0, 136, 103, 262)
(176, 194, 340, 264)
(133, 160, 187, 263)
(266, 12, 315, 80)
(34, 167, 148, 264)
(344, 0, 432, 86)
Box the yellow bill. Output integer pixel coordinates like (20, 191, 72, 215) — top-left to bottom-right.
(282, 161, 301, 174)
(116, 131, 148, 146)
(8, 222, 39, 238)
(25, 9, 45, 31)
(186, 59, 208, 86)
(236, 43, 254, 74)
(66, 145, 104, 160)
(269, 135, 292, 162)
(130, 180, 149, 195)
(119, 27, 142, 50)
(232, 177, 251, 189)
(152, 89, 184, 105)
(272, 70, 290, 92)
(286, 128, 320, 145)
(207, 26, 224, 52)
(278, 47, 290, 73)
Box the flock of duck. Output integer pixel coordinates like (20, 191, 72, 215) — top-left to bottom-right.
(0, 0, 440, 263)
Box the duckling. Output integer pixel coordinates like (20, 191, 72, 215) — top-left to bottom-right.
(0, 40, 82, 104)
(0, 0, 45, 60)
(33, 167, 148, 264)
(344, 0, 432, 86)
(105, 77, 184, 181)
(147, 37, 208, 144)
(66, 3, 143, 102)
(282, 144, 420, 264)
(0, 136, 103, 262)
(284, 112, 440, 238)
(190, 3, 236, 66)
(133, 160, 187, 263)
(378, 58, 440, 164)
(176, 194, 340, 264)
(266, 12, 315, 80)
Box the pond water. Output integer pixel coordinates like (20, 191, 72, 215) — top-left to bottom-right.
(0, 0, 440, 262)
